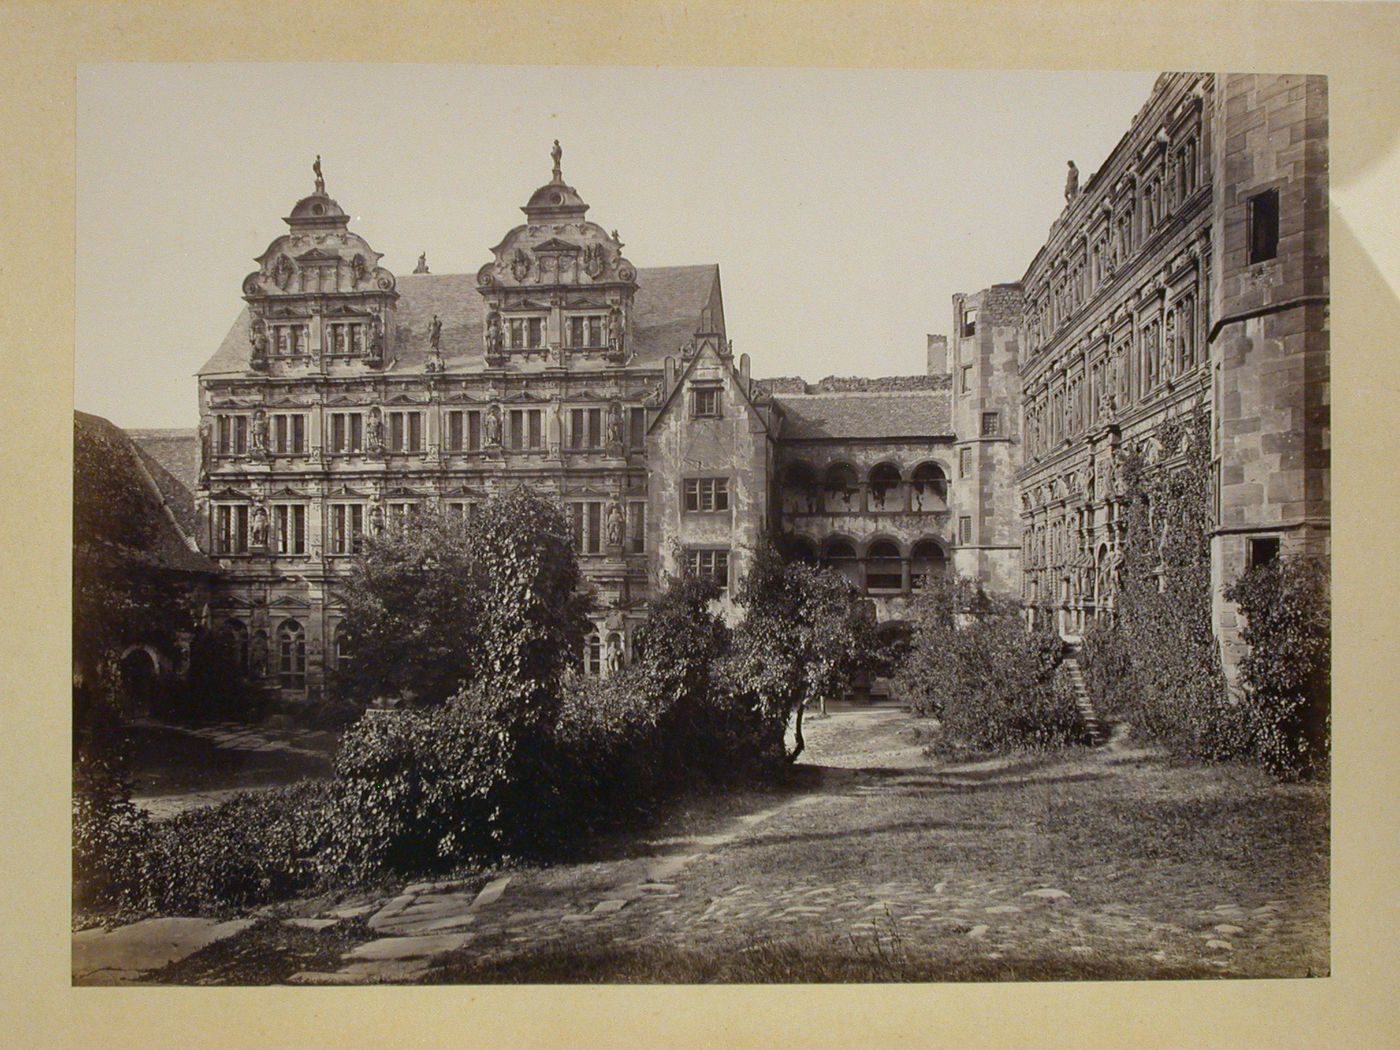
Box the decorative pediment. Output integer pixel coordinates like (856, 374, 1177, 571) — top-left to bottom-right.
(268, 594, 313, 610)
(329, 485, 370, 498)
(503, 391, 547, 403)
(269, 486, 310, 499)
(385, 392, 427, 405)
(563, 485, 612, 498)
(565, 297, 609, 310)
(210, 487, 253, 501)
(442, 484, 487, 498)
(383, 485, 424, 498)
(323, 395, 360, 407)
(533, 237, 580, 254)
(295, 247, 342, 263)
(266, 396, 311, 408)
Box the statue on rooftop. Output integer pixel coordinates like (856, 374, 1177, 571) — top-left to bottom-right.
(428, 314, 443, 350)
(414, 252, 429, 275)
(551, 139, 562, 181)
(1065, 160, 1079, 203)
(313, 155, 325, 194)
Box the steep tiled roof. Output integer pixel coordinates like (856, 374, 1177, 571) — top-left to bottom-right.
(773, 389, 953, 440)
(74, 412, 216, 574)
(128, 428, 200, 514)
(199, 264, 721, 377)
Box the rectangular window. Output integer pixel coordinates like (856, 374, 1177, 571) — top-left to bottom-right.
(628, 407, 647, 451)
(270, 414, 306, 455)
(570, 501, 603, 554)
(980, 411, 1000, 437)
(330, 504, 365, 555)
(691, 387, 721, 418)
(446, 411, 464, 452)
(388, 501, 420, 531)
(567, 315, 605, 348)
(683, 477, 730, 512)
(1248, 188, 1279, 263)
(329, 412, 363, 454)
(467, 410, 482, 451)
(387, 412, 423, 453)
(1248, 535, 1281, 569)
(626, 502, 645, 554)
(273, 504, 306, 555)
(958, 515, 973, 545)
(508, 316, 545, 350)
(569, 407, 603, 450)
(959, 447, 972, 479)
(507, 409, 544, 451)
(685, 548, 730, 591)
(215, 504, 250, 554)
(959, 366, 972, 395)
(446, 500, 480, 526)
(961, 307, 977, 338)
(217, 415, 249, 455)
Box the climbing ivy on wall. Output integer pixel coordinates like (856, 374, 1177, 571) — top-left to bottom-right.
(1080, 410, 1246, 758)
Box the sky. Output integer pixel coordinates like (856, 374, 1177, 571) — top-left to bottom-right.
(77, 65, 1161, 429)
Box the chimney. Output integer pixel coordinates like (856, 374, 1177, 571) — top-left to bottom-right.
(926, 334, 948, 376)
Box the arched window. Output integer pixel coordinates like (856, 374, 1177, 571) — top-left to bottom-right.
(334, 624, 353, 672)
(224, 618, 249, 672)
(583, 631, 602, 677)
(823, 463, 860, 513)
(782, 461, 819, 515)
(867, 463, 903, 511)
(821, 537, 862, 587)
(785, 534, 819, 564)
(910, 539, 947, 589)
(911, 462, 948, 511)
(277, 620, 306, 689)
(865, 539, 904, 592)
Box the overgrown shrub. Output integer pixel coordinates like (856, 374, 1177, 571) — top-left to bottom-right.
(1225, 555, 1331, 779)
(73, 751, 157, 920)
(894, 574, 978, 718)
(935, 606, 1081, 753)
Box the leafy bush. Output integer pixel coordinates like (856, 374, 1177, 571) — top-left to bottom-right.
(1224, 555, 1331, 779)
(73, 752, 157, 920)
(934, 605, 1082, 753)
(149, 781, 332, 914)
(894, 573, 981, 718)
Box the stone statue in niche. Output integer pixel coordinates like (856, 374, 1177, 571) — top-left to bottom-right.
(485, 310, 504, 357)
(511, 248, 532, 282)
(605, 635, 623, 676)
(366, 408, 384, 454)
(198, 421, 211, 483)
(484, 404, 502, 447)
(606, 401, 624, 450)
(369, 498, 384, 536)
(351, 254, 367, 285)
(250, 409, 268, 457)
(274, 255, 296, 290)
(366, 317, 384, 366)
(428, 314, 443, 350)
(313, 155, 325, 194)
(248, 322, 268, 369)
(607, 306, 625, 357)
(250, 502, 269, 548)
(605, 499, 625, 548)
(1065, 160, 1079, 203)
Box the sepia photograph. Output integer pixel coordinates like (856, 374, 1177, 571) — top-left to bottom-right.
(70, 62, 1332, 990)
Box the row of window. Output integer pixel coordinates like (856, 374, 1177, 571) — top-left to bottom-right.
(1023, 289, 1201, 459)
(214, 407, 650, 456)
(213, 499, 645, 556)
(501, 315, 610, 351)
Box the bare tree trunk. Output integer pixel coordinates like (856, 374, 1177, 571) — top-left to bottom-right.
(786, 703, 805, 764)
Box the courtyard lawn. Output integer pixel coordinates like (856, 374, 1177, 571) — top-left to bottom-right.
(125, 706, 1328, 984)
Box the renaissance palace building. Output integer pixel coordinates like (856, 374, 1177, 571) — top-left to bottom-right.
(181, 72, 1327, 702)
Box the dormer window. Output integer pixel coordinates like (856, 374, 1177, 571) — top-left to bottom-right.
(690, 386, 722, 418)
(567, 315, 605, 349)
(509, 316, 545, 350)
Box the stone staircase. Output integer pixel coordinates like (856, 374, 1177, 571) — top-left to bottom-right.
(1060, 643, 1107, 746)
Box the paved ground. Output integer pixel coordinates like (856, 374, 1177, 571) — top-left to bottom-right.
(75, 705, 1328, 984)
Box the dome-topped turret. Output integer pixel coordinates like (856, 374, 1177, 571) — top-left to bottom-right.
(283, 155, 350, 229)
(521, 140, 590, 222)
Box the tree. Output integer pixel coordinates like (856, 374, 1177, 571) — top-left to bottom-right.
(331, 510, 486, 706)
(724, 539, 879, 763)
